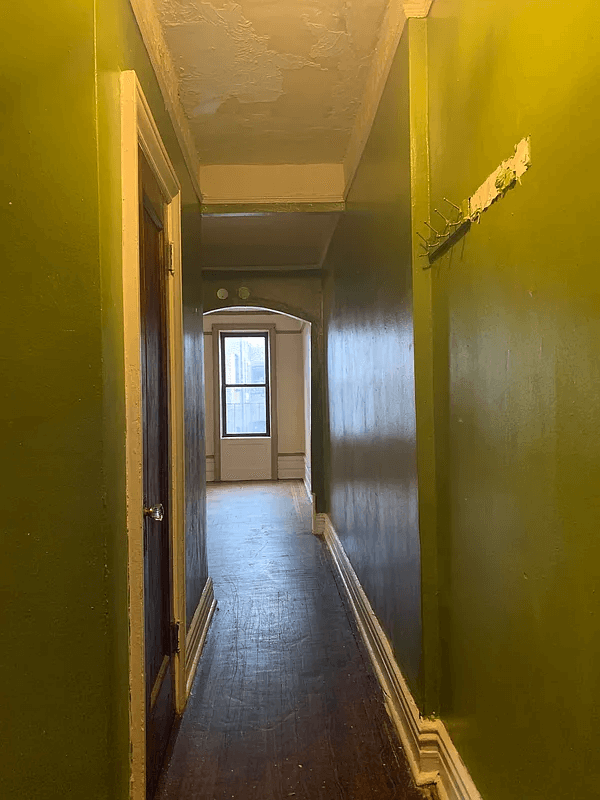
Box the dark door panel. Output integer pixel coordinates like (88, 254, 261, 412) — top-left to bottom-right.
(139, 148, 175, 798)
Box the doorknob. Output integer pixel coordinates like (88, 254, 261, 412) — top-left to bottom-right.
(144, 504, 164, 521)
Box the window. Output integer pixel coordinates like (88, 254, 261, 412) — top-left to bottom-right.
(220, 332, 270, 437)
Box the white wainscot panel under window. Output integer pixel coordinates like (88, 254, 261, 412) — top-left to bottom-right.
(220, 436, 272, 481)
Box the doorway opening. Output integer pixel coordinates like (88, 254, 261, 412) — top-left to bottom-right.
(120, 71, 188, 800)
(203, 307, 312, 501)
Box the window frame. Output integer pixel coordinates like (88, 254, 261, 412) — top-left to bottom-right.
(219, 330, 271, 438)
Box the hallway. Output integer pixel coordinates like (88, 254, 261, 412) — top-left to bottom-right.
(8, 2, 600, 798)
(156, 482, 423, 800)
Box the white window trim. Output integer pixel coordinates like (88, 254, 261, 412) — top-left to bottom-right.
(211, 322, 278, 481)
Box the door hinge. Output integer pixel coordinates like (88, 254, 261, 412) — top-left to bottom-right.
(166, 242, 175, 277)
(170, 621, 181, 655)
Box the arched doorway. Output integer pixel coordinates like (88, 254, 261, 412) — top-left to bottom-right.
(203, 307, 313, 507)
(201, 274, 327, 513)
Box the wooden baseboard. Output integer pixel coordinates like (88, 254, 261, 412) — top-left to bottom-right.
(303, 477, 312, 504)
(206, 456, 215, 483)
(313, 511, 325, 536)
(185, 577, 217, 698)
(277, 453, 305, 480)
(316, 513, 482, 800)
(303, 455, 312, 504)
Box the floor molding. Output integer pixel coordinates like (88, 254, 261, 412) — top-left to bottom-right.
(303, 477, 312, 505)
(316, 513, 482, 800)
(303, 455, 312, 505)
(206, 455, 215, 483)
(313, 510, 325, 536)
(277, 453, 305, 480)
(185, 577, 217, 698)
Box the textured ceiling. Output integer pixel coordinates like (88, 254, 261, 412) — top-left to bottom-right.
(154, 0, 389, 165)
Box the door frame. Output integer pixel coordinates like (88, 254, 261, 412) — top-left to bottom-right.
(211, 322, 278, 481)
(120, 71, 186, 800)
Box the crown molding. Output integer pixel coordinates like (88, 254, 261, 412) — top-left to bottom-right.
(402, 0, 434, 17)
(343, 0, 434, 195)
(343, 2, 407, 194)
(201, 202, 345, 215)
(128, 0, 203, 201)
(201, 264, 323, 272)
(199, 164, 346, 205)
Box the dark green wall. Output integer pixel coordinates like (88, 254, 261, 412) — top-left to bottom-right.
(183, 304, 208, 626)
(0, 2, 205, 796)
(0, 3, 110, 796)
(322, 31, 423, 699)
(427, 1, 600, 796)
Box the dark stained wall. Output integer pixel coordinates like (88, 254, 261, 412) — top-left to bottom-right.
(183, 304, 208, 626)
(181, 208, 207, 627)
(322, 32, 422, 699)
(202, 270, 322, 325)
(426, 2, 600, 797)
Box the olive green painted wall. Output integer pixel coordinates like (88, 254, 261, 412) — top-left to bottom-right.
(0, 2, 204, 797)
(0, 3, 110, 796)
(427, 1, 600, 796)
(322, 31, 423, 700)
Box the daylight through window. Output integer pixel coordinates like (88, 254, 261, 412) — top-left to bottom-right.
(220, 332, 270, 436)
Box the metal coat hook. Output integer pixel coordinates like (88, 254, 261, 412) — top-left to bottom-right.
(443, 197, 462, 213)
(416, 230, 431, 256)
(436, 207, 463, 229)
(419, 196, 471, 266)
(434, 208, 451, 226)
(424, 221, 443, 238)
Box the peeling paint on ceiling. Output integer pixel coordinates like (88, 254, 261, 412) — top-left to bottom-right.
(154, 0, 389, 164)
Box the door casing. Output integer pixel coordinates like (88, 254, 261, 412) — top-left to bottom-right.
(120, 71, 186, 800)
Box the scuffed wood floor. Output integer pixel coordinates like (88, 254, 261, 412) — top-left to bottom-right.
(155, 481, 424, 800)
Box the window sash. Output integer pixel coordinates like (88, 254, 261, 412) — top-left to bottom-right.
(220, 331, 270, 437)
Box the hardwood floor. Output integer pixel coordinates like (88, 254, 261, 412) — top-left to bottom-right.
(155, 481, 424, 800)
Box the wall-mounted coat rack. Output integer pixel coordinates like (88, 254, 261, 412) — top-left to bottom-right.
(417, 198, 471, 265)
(418, 137, 531, 266)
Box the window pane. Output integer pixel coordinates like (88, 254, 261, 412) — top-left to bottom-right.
(223, 336, 266, 385)
(225, 386, 267, 435)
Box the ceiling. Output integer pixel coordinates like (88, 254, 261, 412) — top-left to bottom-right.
(154, 0, 389, 166)
(200, 210, 340, 269)
(134, 0, 431, 268)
